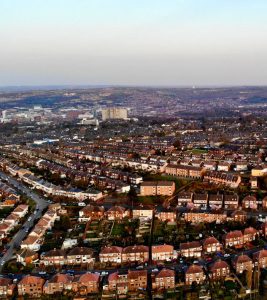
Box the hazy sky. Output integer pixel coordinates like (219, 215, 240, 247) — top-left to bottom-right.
(0, 0, 267, 86)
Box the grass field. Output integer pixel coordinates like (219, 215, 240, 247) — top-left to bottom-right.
(111, 223, 125, 236)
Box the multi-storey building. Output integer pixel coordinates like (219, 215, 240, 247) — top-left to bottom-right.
(152, 268, 175, 290)
(209, 260, 230, 280)
(185, 265, 205, 285)
(180, 241, 202, 258)
(151, 245, 175, 262)
(18, 275, 45, 298)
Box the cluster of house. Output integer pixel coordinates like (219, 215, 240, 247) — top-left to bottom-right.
(20, 136, 174, 162)
(224, 228, 259, 248)
(2, 247, 267, 298)
(178, 192, 239, 209)
(183, 210, 246, 224)
(0, 273, 101, 298)
(37, 159, 143, 185)
(0, 204, 28, 244)
(204, 171, 241, 188)
(16, 244, 94, 268)
(65, 149, 168, 173)
(22, 173, 104, 200)
(78, 205, 166, 222)
(0, 180, 20, 207)
(13, 141, 266, 179)
(21, 225, 263, 271)
(165, 164, 241, 188)
(16, 244, 171, 269)
(178, 192, 267, 211)
(0, 158, 103, 201)
(77, 199, 262, 227)
(61, 142, 265, 176)
(98, 227, 260, 265)
(20, 204, 60, 252)
(34, 247, 95, 267)
(169, 148, 265, 170)
(19, 144, 168, 174)
(165, 164, 204, 179)
(178, 226, 260, 258)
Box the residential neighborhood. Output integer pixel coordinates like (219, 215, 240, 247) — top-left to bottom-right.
(0, 87, 267, 299)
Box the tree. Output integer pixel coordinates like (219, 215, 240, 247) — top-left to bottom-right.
(128, 187, 137, 200)
(173, 139, 181, 149)
(54, 215, 72, 231)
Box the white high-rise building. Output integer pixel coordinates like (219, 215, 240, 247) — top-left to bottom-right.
(101, 107, 128, 121)
(0, 110, 8, 123)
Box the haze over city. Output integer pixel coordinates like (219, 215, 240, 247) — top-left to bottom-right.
(1, 0, 267, 86)
(1, 1, 267, 299)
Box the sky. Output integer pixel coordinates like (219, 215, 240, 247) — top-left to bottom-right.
(0, 0, 267, 87)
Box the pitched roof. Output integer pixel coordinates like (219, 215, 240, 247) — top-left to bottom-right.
(77, 273, 100, 283)
(19, 275, 45, 286)
(49, 273, 72, 284)
(224, 230, 243, 239)
(122, 245, 149, 254)
(128, 270, 147, 279)
(100, 246, 123, 254)
(234, 254, 252, 264)
(210, 260, 229, 272)
(244, 227, 258, 235)
(68, 247, 93, 256)
(180, 241, 201, 250)
(242, 195, 257, 202)
(0, 278, 12, 286)
(108, 272, 118, 282)
(44, 249, 66, 258)
(186, 264, 203, 274)
(156, 268, 175, 278)
(253, 250, 267, 260)
(203, 237, 220, 247)
(152, 244, 174, 253)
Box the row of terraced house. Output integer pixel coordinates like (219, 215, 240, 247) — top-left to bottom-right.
(2, 249, 267, 298)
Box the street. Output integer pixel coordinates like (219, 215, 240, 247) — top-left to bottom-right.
(0, 171, 49, 272)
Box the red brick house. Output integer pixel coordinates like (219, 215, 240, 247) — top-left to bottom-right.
(185, 265, 205, 285)
(202, 237, 222, 253)
(122, 245, 149, 264)
(209, 260, 230, 280)
(106, 206, 129, 220)
(43, 273, 73, 295)
(243, 227, 258, 243)
(71, 273, 100, 295)
(233, 254, 253, 274)
(151, 244, 175, 262)
(231, 210, 247, 222)
(99, 246, 123, 264)
(180, 241, 202, 258)
(78, 205, 105, 222)
(0, 278, 16, 298)
(40, 249, 66, 266)
(128, 270, 147, 292)
(253, 250, 267, 269)
(224, 230, 243, 248)
(152, 268, 175, 290)
(18, 275, 45, 298)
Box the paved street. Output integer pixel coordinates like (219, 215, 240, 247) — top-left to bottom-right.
(0, 171, 49, 272)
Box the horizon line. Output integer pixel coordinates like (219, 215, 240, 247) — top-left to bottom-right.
(1, 84, 267, 91)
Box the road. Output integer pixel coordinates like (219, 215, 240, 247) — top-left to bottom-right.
(0, 171, 49, 272)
